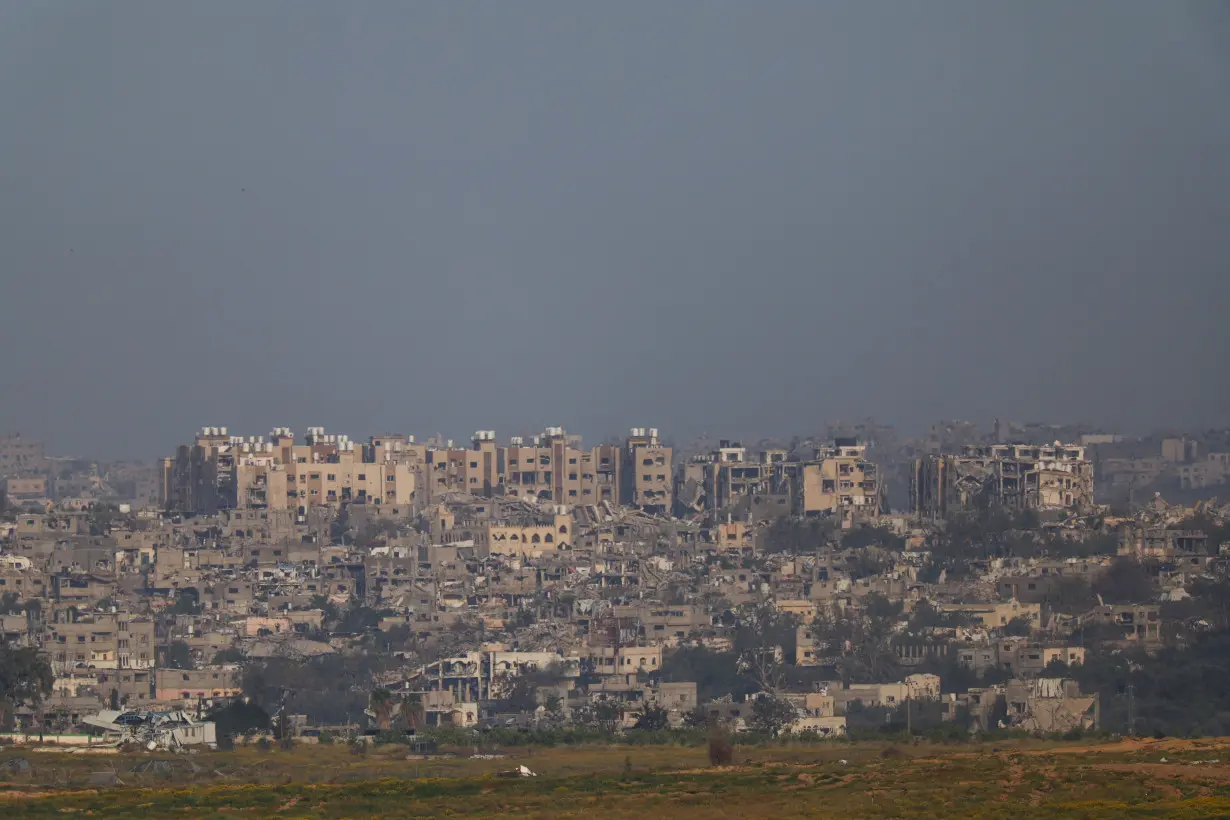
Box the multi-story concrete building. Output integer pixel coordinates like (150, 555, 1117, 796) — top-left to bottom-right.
(1179, 453, 1230, 490)
(0, 434, 45, 476)
(503, 428, 581, 502)
(797, 439, 881, 522)
(1161, 437, 1199, 463)
(685, 440, 770, 518)
(162, 427, 414, 517)
(164, 425, 670, 517)
(678, 438, 879, 525)
(2, 477, 49, 505)
(46, 613, 154, 674)
(622, 428, 672, 514)
(486, 509, 574, 557)
(581, 443, 622, 505)
(154, 666, 242, 702)
(910, 442, 1094, 520)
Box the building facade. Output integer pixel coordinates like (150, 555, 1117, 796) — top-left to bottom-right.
(910, 443, 1094, 520)
(163, 426, 671, 517)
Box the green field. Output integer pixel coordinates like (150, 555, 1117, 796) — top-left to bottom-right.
(4, 737, 1230, 818)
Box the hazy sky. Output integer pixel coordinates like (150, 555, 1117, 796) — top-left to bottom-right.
(2, 2, 1229, 459)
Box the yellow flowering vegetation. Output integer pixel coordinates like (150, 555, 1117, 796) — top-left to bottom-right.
(3, 737, 1230, 818)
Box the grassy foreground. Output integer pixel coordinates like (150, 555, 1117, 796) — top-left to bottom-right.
(4, 737, 1230, 818)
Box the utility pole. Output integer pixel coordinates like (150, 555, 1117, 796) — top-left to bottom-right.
(906, 694, 912, 736)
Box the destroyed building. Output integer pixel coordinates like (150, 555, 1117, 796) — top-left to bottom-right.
(910, 443, 1094, 520)
(161, 426, 672, 517)
(82, 709, 218, 750)
(677, 438, 882, 525)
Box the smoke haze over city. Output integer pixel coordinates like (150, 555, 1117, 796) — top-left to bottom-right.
(2, 2, 1229, 459)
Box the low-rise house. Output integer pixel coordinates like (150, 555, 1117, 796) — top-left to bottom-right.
(153, 666, 242, 702)
(998, 641, 1085, 676)
(939, 599, 1041, 630)
(1079, 604, 1162, 644)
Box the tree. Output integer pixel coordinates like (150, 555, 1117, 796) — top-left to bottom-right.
(0, 646, 53, 729)
(242, 654, 386, 725)
(330, 505, 353, 545)
(812, 596, 903, 683)
(1093, 557, 1158, 604)
(1002, 616, 1033, 637)
(310, 594, 341, 625)
(708, 724, 734, 766)
(207, 700, 271, 739)
(334, 601, 395, 635)
(591, 699, 622, 736)
(809, 606, 856, 655)
(749, 696, 797, 737)
(633, 703, 670, 731)
(1042, 658, 1071, 677)
(0, 592, 22, 615)
(355, 519, 401, 548)
(213, 647, 246, 664)
(369, 688, 395, 730)
(497, 674, 541, 713)
(735, 601, 799, 695)
(761, 518, 836, 555)
(164, 640, 194, 670)
(167, 590, 201, 615)
(541, 693, 565, 727)
(864, 592, 904, 621)
(843, 526, 905, 551)
(659, 646, 755, 703)
(87, 503, 123, 536)
(1046, 577, 1098, 615)
(683, 706, 712, 729)
(846, 550, 890, 580)
(399, 694, 425, 730)
(907, 600, 970, 630)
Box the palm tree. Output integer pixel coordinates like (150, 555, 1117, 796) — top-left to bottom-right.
(369, 689, 394, 730)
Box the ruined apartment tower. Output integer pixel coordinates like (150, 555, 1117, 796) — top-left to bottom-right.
(676, 438, 881, 526)
(162, 425, 673, 517)
(910, 442, 1094, 521)
(162, 427, 415, 517)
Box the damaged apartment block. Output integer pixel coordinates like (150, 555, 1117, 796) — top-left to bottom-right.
(910, 442, 1094, 520)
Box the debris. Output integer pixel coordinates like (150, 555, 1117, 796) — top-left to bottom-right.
(498, 765, 537, 777)
(82, 709, 217, 751)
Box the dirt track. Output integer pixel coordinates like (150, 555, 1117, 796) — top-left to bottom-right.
(1022, 737, 1224, 756)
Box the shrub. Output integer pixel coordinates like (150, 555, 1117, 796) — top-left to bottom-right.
(707, 725, 733, 767)
(880, 745, 905, 759)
